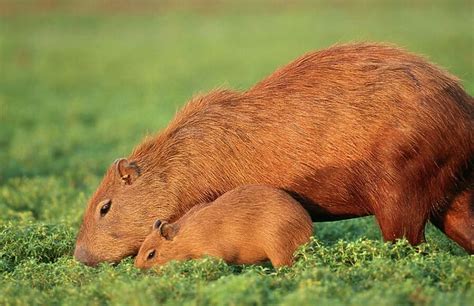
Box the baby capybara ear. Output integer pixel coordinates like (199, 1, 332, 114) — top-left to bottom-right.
(158, 221, 178, 241)
(114, 158, 140, 185)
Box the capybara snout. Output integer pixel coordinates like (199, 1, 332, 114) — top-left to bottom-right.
(73, 245, 98, 267)
(134, 185, 313, 269)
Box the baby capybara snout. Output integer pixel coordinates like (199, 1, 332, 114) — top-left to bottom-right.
(135, 185, 313, 269)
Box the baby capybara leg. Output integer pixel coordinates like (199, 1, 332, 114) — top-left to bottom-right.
(431, 188, 474, 254)
(269, 254, 294, 268)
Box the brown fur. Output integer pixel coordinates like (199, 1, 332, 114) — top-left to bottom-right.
(134, 185, 313, 269)
(75, 43, 474, 265)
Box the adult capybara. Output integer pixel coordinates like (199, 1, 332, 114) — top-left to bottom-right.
(134, 185, 313, 269)
(75, 43, 474, 265)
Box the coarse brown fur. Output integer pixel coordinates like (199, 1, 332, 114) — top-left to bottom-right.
(134, 185, 313, 269)
(75, 43, 474, 265)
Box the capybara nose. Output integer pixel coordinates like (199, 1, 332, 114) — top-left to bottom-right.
(74, 245, 98, 266)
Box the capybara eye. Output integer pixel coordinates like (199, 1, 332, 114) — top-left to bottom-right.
(100, 200, 111, 217)
(147, 250, 156, 260)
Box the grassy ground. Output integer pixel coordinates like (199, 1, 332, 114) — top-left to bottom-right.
(1, 1, 473, 305)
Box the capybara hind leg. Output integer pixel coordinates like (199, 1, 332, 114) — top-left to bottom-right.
(431, 188, 474, 254)
(374, 204, 427, 246)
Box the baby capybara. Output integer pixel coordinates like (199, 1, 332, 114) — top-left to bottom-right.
(135, 185, 313, 269)
(75, 43, 473, 266)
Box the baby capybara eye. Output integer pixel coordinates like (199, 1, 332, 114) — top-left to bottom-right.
(147, 250, 156, 260)
(100, 200, 111, 217)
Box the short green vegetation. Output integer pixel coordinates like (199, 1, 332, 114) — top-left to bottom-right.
(1, 1, 472, 305)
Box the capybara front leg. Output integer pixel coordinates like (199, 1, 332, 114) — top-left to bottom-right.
(431, 188, 474, 254)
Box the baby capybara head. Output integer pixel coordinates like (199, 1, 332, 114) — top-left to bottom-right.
(74, 158, 170, 266)
(134, 219, 178, 269)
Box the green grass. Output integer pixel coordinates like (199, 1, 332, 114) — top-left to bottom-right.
(1, 1, 473, 305)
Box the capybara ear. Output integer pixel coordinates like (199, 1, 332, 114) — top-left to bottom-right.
(156, 220, 168, 233)
(115, 158, 140, 185)
(153, 219, 162, 230)
(158, 222, 178, 241)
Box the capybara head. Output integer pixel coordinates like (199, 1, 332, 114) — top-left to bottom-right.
(134, 219, 179, 269)
(74, 158, 172, 266)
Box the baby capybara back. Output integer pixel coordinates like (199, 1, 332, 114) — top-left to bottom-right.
(134, 185, 313, 269)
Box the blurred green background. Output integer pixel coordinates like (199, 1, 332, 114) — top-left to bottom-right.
(0, 1, 473, 305)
